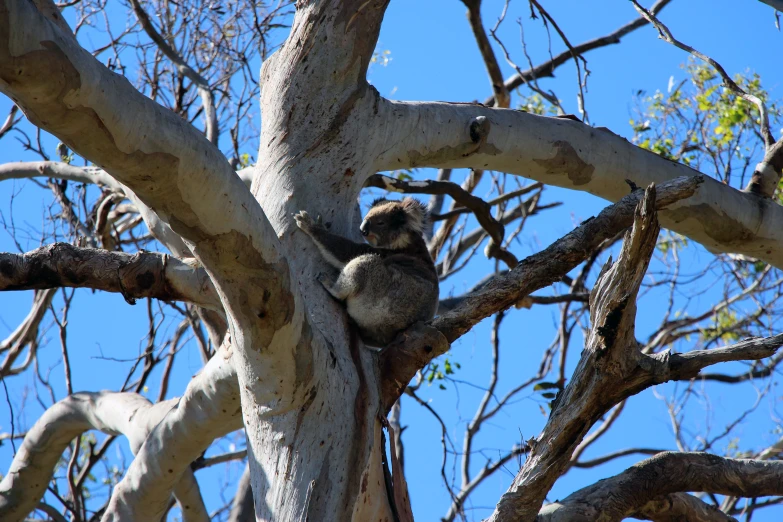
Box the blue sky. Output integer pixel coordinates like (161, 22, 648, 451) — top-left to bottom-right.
(1, 0, 783, 520)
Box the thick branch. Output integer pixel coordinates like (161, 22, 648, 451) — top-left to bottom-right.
(0, 243, 219, 309)
(485, 184, 783, 521)
(633, 493, 736, 522)
(0, 392, 209, 522)
(0, 0, 286, 294)
(374, 99, 783, 269)
(489, 183, 663, 522)
(101, 341, 241, 521)
(538, 452, 783, 522)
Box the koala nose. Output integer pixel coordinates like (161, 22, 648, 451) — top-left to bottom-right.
(360, 221, 370, 236)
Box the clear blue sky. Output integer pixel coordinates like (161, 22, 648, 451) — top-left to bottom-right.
(1, 0, 782, 520)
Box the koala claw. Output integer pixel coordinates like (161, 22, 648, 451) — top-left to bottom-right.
(316, 271, 334, 287)
(294, 210, 324, 234)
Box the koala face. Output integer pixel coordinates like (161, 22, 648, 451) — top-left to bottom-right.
(360, 204, 407, 247)
(360, 198, 426, 249)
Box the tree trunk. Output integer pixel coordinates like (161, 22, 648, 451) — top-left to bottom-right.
(225, 1, 396, 520)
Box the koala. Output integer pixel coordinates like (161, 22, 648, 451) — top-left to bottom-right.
(294, 197, 439, 347)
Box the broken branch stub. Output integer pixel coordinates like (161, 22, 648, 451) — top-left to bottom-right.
(489, 184, 662, 522)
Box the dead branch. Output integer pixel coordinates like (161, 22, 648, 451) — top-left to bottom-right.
(380, 176, 702, 412)
(0, 243, 219, 309)
(482, 0, 672, 106)
(539, 452, 783, 521)
(366, 173, 517, 267)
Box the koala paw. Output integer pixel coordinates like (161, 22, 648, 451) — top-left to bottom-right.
(316, 271, 334, 288)
(294, 211, 323, 234)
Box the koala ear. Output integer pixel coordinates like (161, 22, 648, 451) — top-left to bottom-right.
(370, 197, 389, 208)
(400, 197, 427, 234)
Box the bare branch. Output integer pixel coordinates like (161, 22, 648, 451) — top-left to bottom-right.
(572, 448, 666, 469)
(0, 161, 124, 191)
(644, 333, 783, 383)
(128, 0, 218, 144)
(0, 1, 287, 296)
(102, 340, 241, 521)
(539, 452, 783, 522)
(0, 243, 220, 309)
(0, 391, 209, 522)
(380, 176, 701, 411)
(490, 181, 664, 522)
(461, 0, 510, 108)
(365, 173, 517, 267)
(482, 0, 672, 106)
(0, 289, 54, 378)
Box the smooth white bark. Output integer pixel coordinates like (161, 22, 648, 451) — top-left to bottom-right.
(374, 100, 783, 269)
(0, 392, 208, 522)
(102, 343, 241, 521)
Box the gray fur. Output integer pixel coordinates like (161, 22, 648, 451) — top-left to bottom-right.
(294, 198, 438, 347)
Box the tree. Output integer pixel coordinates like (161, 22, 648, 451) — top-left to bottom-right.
(1, 0, 783, 520)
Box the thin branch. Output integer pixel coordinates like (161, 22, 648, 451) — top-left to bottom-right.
(430, 182, 543, 221)
(0, 104, 19, 139)
(461, 0, 511, 108)
(0, 289, 55, 378)
(482, 0, 672, 106)
(365, 173, 517, 267)
(128, 0, 218, 144)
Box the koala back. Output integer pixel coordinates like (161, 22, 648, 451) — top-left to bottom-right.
(341, 252, 438, 347)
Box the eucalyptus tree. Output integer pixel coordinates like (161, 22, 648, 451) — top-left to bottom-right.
(1, 0, 783, 521)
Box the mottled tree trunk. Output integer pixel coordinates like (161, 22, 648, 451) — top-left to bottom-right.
(230, 2, 395, 519)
